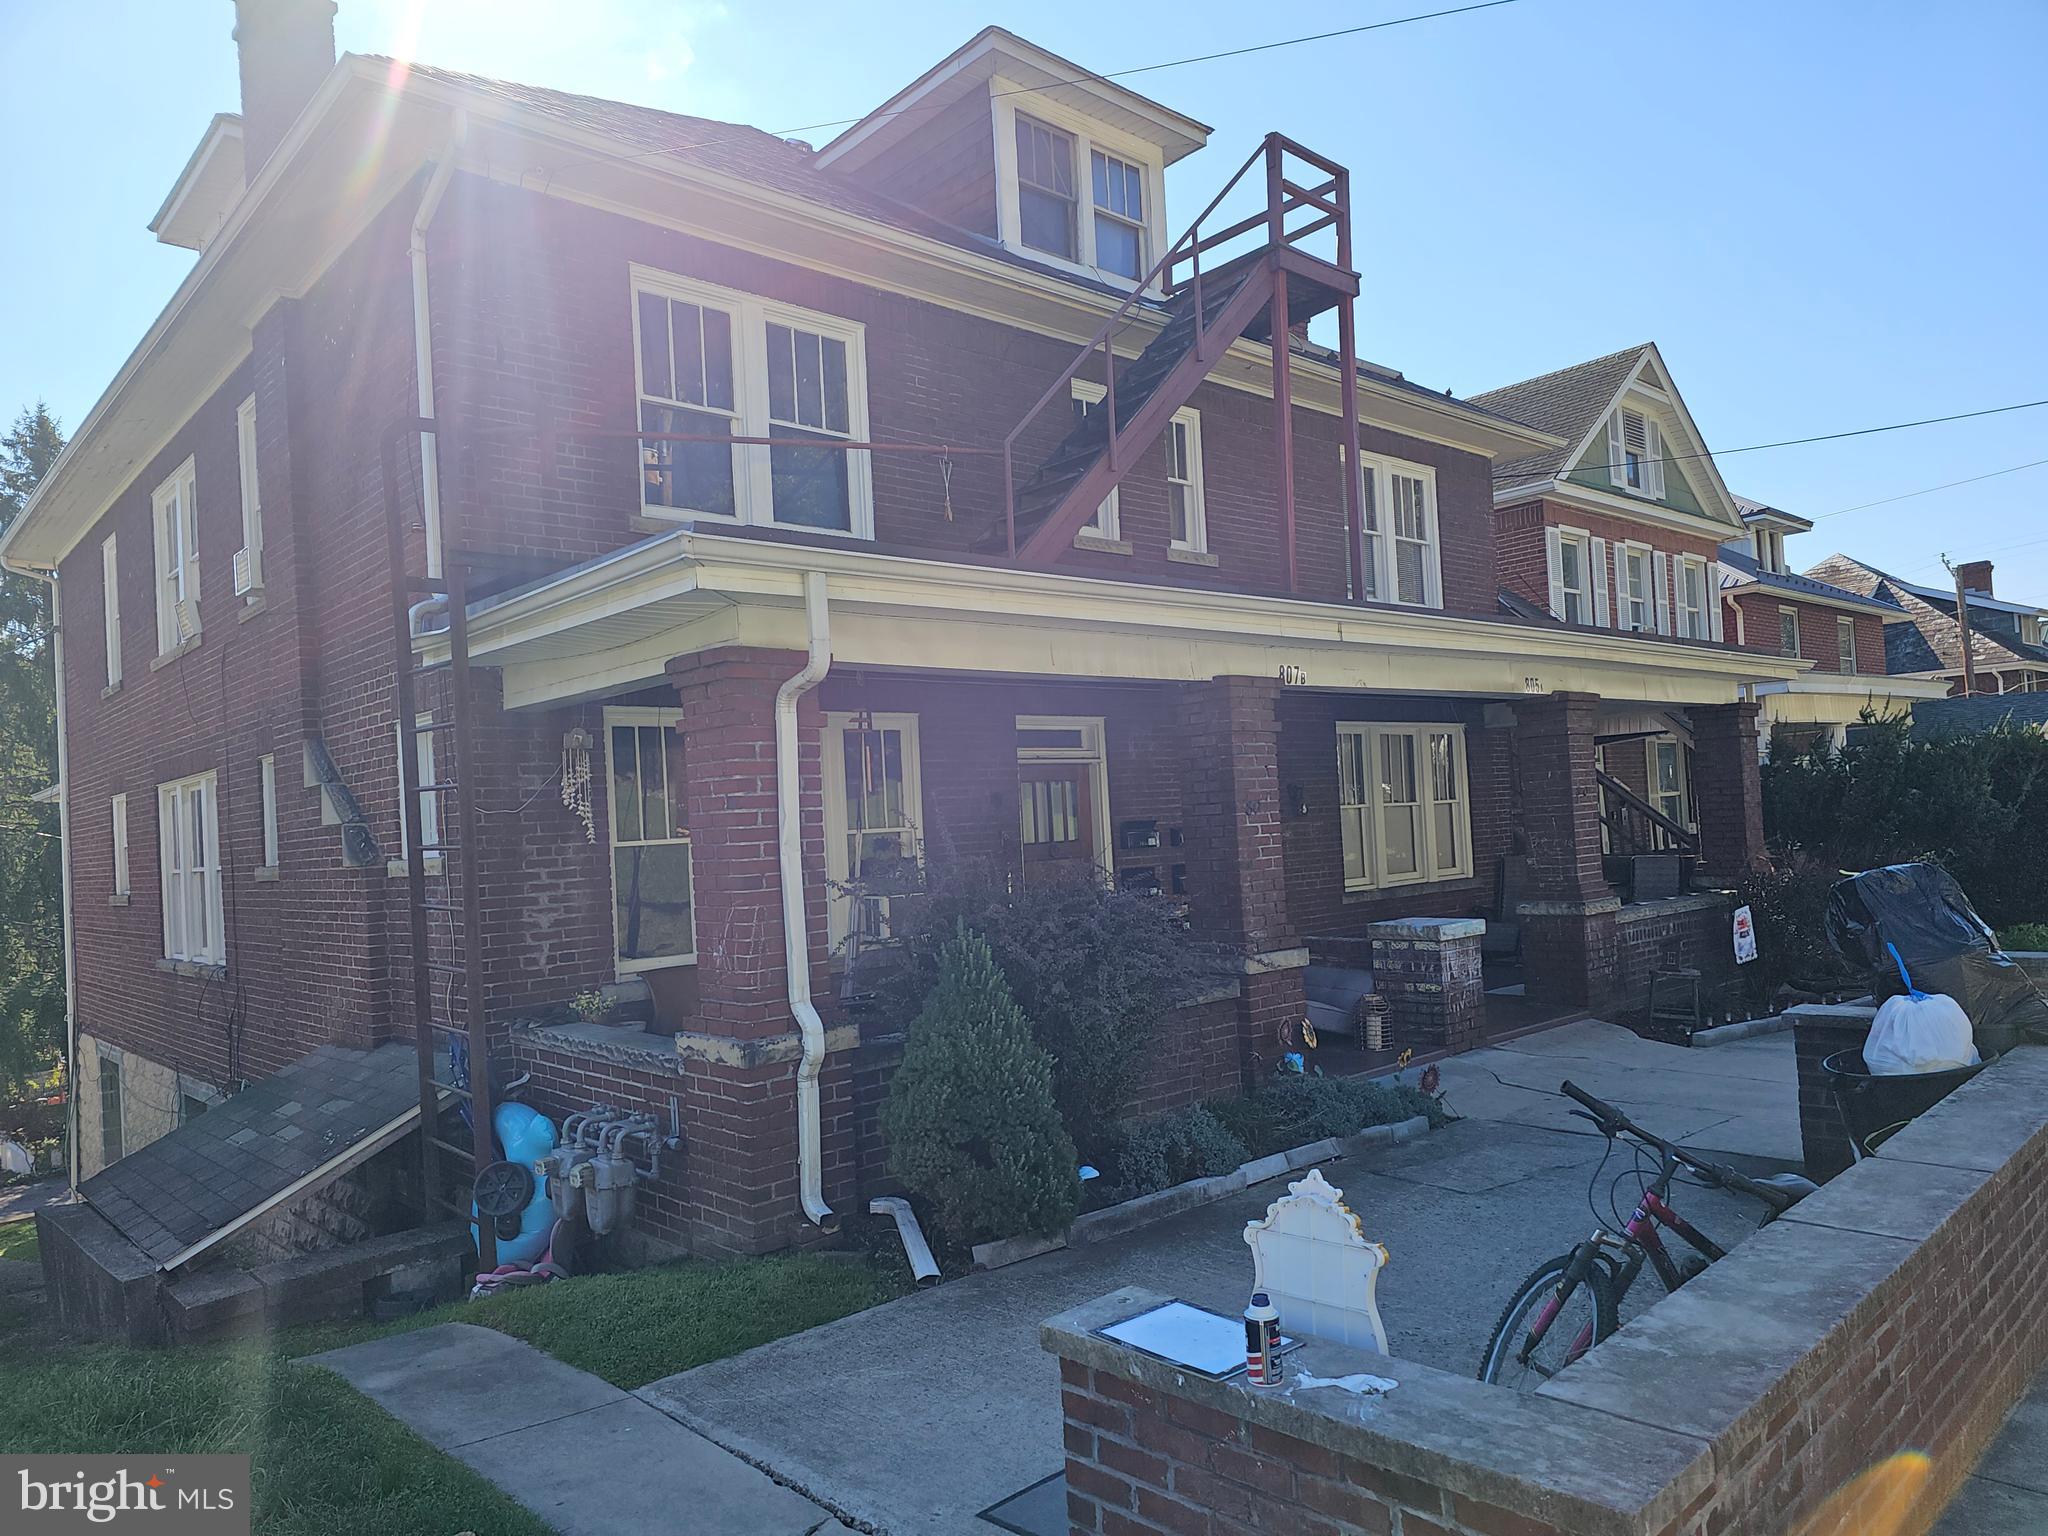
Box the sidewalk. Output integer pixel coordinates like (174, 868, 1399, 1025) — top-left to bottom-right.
(1933, 1370, 2048, 1534)
(302, 1324, 853, 1536)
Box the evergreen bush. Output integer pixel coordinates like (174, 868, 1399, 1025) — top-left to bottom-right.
(1104, 1105, 1249, 1201)
(880, 925, 1079, 1248)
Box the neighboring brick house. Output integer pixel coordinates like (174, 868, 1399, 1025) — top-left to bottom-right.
(3, 5, 1801, 1259)
(1719, 499, 1945, 756)
(1806, 552, 2048, 699)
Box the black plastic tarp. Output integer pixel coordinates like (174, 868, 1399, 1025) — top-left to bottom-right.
(1824, 862, 2048, 1057)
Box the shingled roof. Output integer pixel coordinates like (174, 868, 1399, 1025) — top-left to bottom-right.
(1808, 553, 2048, 677)
(1467, 344, 1648, 486)
(1718, 545, 1903, 616)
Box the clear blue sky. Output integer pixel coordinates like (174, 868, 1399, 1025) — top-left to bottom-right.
(5, 1, 2044, 594)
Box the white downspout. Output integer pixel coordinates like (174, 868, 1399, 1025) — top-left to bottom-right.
(46, 571, 78, 1192)
(777, 571, 836, 1230)
(409, 111, 468, 580)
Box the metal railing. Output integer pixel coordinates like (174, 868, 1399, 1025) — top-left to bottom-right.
(1596, 769, 1700, 858)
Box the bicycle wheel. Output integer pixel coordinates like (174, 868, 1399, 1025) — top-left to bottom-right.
(1477, 1253, 1618, 1390)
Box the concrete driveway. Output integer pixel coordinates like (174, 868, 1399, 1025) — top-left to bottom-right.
(640, 1021, 1801, 1536)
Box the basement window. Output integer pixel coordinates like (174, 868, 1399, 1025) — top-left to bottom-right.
(605, 707, 693, 974)
(99, 1056, 124, 1167)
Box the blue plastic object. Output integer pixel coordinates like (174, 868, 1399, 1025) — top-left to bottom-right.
(1887, 942, 1927, 1000)
(471, 1102, 557, 1266)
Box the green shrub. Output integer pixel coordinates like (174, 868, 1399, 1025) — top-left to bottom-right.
(1209, 1072, 1446, 1156)
(1734, 851, 1863, 1001)
(1105, 1105, 1249, 1201)
(881, 925, 1079, 1248)
(881, 863, 1234, 1161)
(2000, 923, 2048, 953)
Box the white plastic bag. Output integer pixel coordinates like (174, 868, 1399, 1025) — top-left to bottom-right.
(1865, 943, 1979, 1075)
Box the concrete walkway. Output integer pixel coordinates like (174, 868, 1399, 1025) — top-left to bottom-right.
(302, 1324, 852, 1536)
(0, 1175, 69, 1225)
(641, 1020, 1802, 1536)
(1934, 1370, 2048, 1533)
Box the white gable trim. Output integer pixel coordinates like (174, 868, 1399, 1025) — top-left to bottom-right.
(1543, 344, 1746, 532)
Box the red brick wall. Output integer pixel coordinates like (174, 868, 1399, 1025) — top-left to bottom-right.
(1495, 498, 1730, 631)
(839, 87, 999, 236)
(1731, 591, 1887, 676)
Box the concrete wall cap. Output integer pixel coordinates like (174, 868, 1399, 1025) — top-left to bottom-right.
(1367, 917, 1486, 942)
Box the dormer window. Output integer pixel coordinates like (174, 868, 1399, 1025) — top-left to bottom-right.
(994, 93, 1167, 288)
(1015, 115, 1078, 261)
(1607, 407, 1665, 498)
(1753, 526, 1787, 573)
(1091, 150, 1146, 279)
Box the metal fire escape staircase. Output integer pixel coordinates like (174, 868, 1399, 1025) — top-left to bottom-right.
(382, 417, 499, 1271)
(993, 134, 1370, 590)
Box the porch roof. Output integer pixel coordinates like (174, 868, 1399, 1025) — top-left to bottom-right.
(423, 530, 1809, 712)
(1753, 669, 1948, 726)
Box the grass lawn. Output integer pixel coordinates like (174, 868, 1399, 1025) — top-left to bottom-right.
(1, 1252, 899, 1533)
(0, 1218, 38, 1264)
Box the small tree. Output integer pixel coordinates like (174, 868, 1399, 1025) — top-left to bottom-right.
(881, 925, 1079, 1249)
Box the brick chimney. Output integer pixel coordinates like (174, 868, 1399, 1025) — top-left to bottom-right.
(1957, 560, 1995, 596)
(233, 0, 339, 173)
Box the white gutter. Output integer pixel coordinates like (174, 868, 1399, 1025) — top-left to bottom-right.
(409, 112, 468, 579)
(777, 571, 836, 1230)
(45, 573, 78, 1192)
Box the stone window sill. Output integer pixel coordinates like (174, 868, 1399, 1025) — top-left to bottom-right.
(156, 957, 227, 980)
(388, 856, 445, 878)
(1167, 546, 1219, 568)
(150, 635, 202, 672)
(108, 893, 130, 907)
(237, 593, 268, 623)
(101, 681, 123, 701)
(1073, 532, 1133, 556)
(254, 865, 280, 883)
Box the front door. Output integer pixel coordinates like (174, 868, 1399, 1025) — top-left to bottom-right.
(1018, 761, 1096, 878)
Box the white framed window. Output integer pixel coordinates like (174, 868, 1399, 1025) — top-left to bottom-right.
(823, 712, 925, 952)
(1347, 452, 1443, 608)
(605, 707, 694, 974)
(993, 88, 1167, 288)
(1837, 615, 1858, 673)
(1336, 723, 1472, 891)
(111, 793, 129, 898)
(394, 716, 440, 866)
(1677, 556, 1710, 639)
(1554, 529, 1593, 625)
(1069, 380, 1120, 542)
(258, 754, 279, 871)
(1166, 407, 1205, 553)
(1090, 147, 1147, 281)
(1779, 606, 1802, 658)
(234, 394, 262, 596)
(1607, 407, 1665, 497)
(1648, 738, 1694, 830)
(100, 533, 121, 688)
(151, 457, 200, 655)
(1752, 526, 1787, 574)
(158, 770, 223, 965)
(633, 267, 874, 538)
(1619, 545, 1653, 632)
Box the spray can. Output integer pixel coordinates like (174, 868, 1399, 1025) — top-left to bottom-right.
(1244, 1291, 1283, 1386)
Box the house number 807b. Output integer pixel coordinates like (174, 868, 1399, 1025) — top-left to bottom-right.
(1278, 665, 1309, 687)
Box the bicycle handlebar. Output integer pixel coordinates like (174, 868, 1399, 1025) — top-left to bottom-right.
(1558, 1079, 1786, 1207)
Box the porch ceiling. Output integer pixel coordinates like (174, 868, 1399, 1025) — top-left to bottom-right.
(424, 529, 1810, 711)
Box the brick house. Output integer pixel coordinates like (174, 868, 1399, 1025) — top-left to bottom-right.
(1806, 553, 2048, 699)
(3, 5, 1805, 1260)
(1719, 500, 1945, 755)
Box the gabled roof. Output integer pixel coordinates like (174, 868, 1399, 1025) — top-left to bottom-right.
(1732, 494, 1814, 533)
(1717, 545, 1903, 617)
(1808, 552, 2048, 675)
(1469, 342, 1745, 530)
(149, 113, 246, 252)
(815, 26, 1211, 174)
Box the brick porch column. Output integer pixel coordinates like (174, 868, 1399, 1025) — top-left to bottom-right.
(1369, 917, 1486, 1055)
(1690, 700, 1765, 884)
(666, 646, 850, 1255)
(1513, 691, 1620, 1010)
(1177, 677, 1307, 1081)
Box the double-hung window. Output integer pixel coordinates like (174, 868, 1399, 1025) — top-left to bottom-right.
(1015, 114, 1079, 262)
(1779, 607, 1802, 658)
(823, 712, 924, 952)
(1336, 723, 1472, 891)
(1837, 615, 1858, 673)
(1620, 546, 1653, 632)
(606, 708, 693, 973)
(1649, 739, 1694, 830)
(111, 793, 129, 899)
(1607, 407, 1665, 497)
(1347, 452, 1443, 608)
(159, 771, 223, 965)
(1556, 530, 1592, 624)
(101, 533, 121, 688)
(1166, 408, 1205, 553)
(151, 458, 200, 655)
(634, 269, 872, 537)
(1091, 149, 1146, 280)
(259, 754, 279, 871)
(1677, 556, 1710, 639)
(234, 394, 262, 596)
(1069, 381, 1120, 541)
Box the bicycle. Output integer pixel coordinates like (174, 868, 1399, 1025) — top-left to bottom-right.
(1476, 1080, 1819, 1390)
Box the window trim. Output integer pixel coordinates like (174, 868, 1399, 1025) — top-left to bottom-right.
(1647, 737, 1696, 832)
(1350, 452, 1444, 609)
(1015, 713, 1114, 876)
(1618, 543, 1654, 632)
(101, 533, 121, 689)
(1336, 722, 1473, 892)
(1068, 380, 1121, 542)
(1607, 406, 1666, 499)
(1555, 527, 1593, 625)
(1165, 407, 1206, 554)
(631, 265, 875, 540)
(1837, 614, 1858, 673)
(603, 705, 695, 976)
(99, 1053, 124, 1167)
(990, 81, 1168, 291)
(158, 769, 223, 966)
(822, 710, 927, 953)
(1779, 605, 1802, 659)
(234, 393, 262, 595)
(111, 793, 129, 898)
(1676, 554, 1711, 640)
(259, 754, 279, 872)
(150, 457, 200, 656)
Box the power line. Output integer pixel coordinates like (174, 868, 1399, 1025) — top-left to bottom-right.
(1814, 456, 2048, 520)
(526, 1, 1527, 183)
(1495, 396, 2048, 482)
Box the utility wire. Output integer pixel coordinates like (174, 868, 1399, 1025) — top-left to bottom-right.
(1814, 456, 2048, 520)
(524, 1, 1526, 182)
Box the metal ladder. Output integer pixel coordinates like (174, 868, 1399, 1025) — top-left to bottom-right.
(382, 415, 498, 1269)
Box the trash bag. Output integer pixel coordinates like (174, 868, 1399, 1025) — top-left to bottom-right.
(1863, 944, 1979, 1074)
(1824, 862, 2048, 1057)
